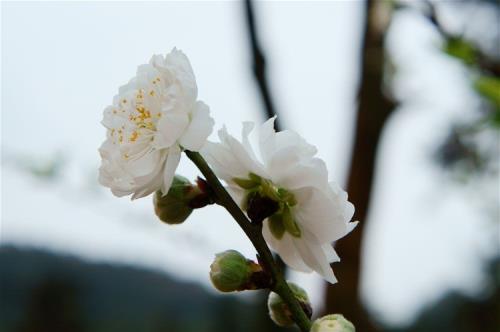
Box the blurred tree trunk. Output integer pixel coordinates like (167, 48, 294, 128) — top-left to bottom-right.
(324, 1, 395, 331)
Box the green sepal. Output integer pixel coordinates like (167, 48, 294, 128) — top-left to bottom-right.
(282, 206, 301, 238)
(233, 177, 260, 190)
(248, 172, 262, 184)
(168, 175, 192, 198)
(260, 180, 281, 202)
(268, 214, 285, 239)
(278, 188, 297, 206)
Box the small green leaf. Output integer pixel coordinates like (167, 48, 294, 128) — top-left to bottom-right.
(444, 37, 477, 65)
(475, 75, 500, 108)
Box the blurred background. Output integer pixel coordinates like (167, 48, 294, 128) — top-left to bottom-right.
(1, 1, 499, 331)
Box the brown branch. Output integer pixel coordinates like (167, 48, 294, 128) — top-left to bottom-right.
(323, 1, 395, 331)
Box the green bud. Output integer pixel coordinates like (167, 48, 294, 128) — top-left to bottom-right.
(311, 314, 355, 332)
(267, 282, 311, 327)
(209, 250, 252, 292)
(153, 175, 198, 225)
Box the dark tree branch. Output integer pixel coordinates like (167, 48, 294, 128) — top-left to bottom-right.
(244, 0, 282, 131)
(324, 1, 395, 331)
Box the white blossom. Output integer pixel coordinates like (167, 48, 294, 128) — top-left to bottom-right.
(99, 48, 214, 199)
(202, 117, 357, 283)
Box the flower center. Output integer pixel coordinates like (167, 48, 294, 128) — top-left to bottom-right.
(108, 84, 164, 160)
(233, 173, 301, 239)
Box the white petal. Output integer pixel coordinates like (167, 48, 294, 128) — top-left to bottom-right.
(218, 126, 268, 178)
(241, 121, 260, 161)
(322, 243, 340, 263)
(178, 101, 214, 151)
(124, 148, 161, 178)
(154, 110, 189, 149)
(201, 141, 249, 182)
(273, 158, 328, 190)
(292, 186, 348, 243)
(262, 224, 312, 272)
(202, 126, 267, 183)
(258, 116, 317, 167)
(130, 151, 167, 199)
(258, 116, 277, 165)
(161, 145, 182, 195)
(293, 232, 337, 284)
(164, 48, 198, 102)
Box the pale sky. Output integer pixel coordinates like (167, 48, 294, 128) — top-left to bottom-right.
(1, 1, 498, 326)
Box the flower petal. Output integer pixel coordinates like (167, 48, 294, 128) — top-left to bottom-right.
(262, 223, 312, 272)
(273, 158, 328, 190)
(259, 116, 317, 167)
(201, 142, 249, 182)
(161, 145, 182, 195)
(179, 101, 214, 151)
(292, 186, 350, 244)
(153, 109, 189, 149)
(293, 230, 337, 284)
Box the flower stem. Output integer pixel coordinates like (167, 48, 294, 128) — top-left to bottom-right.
(185, 150, 312, 332)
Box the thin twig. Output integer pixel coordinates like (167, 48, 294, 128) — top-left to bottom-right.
(408, 0, 500, 75)
(185, 150, 312, 332)
(244, 0, 281, 131)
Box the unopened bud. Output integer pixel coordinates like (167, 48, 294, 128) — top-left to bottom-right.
(210, 250, 253, 292)
(154, 175, 212, 225)
(311, 314, 355, 332)
(267, 282, 311, 327)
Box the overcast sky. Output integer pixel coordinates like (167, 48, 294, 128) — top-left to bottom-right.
(2, 1, 498, 326)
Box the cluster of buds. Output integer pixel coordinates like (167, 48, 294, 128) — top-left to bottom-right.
(154, 173, 356, 332)
(208, 252, 357, 331)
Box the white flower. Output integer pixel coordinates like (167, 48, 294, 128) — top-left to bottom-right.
(202, 117, 357, 283)
(99, 48, 214, 199)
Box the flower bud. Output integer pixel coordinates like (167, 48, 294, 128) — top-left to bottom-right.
(209, 250, 253, 292)
(153, 175, 200, 225)
(311, 314, 355, 332)
(153, 175, 214, 225)
(267, 282, 311, 327)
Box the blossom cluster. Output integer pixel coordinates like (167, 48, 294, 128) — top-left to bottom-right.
(98, 48, 357, 284)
